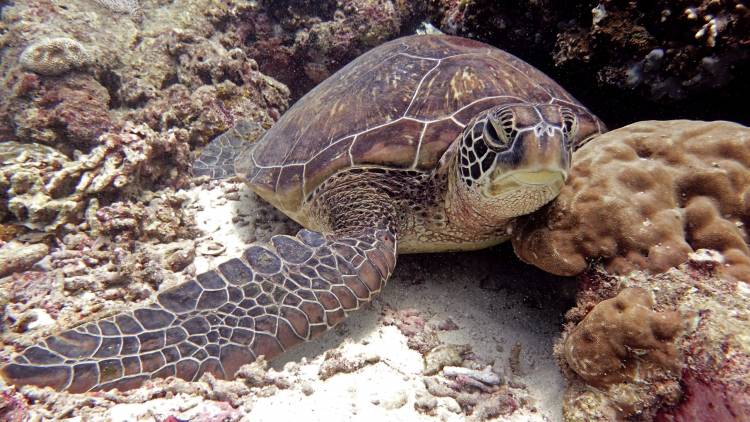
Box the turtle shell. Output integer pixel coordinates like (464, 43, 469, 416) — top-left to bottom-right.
(240, 34, 600, 214)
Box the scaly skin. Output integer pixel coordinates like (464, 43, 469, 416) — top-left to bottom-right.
(1, 220, 397, 392)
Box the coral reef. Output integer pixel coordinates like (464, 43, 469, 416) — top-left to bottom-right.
(0, 0, 290, 152)
(512, 120, 750, 282)
(559, 254, 750, 421)
(237, 0, 426, 98)
(11, 74, 113, 149)
(563, 287, 683, 387)
(19, 37, 93, 76)
(0, 123, 190, 231)
(2, 0, 748, 421)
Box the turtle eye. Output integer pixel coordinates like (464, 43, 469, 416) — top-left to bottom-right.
(561, 107, 578, 139)
(485, 108, 516, 150)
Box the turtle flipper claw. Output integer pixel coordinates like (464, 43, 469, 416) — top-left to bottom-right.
(192, 120, 265, 179)
(1, 227, 397, 392)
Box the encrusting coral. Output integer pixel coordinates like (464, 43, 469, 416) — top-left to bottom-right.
(19, 37, 93, 76)
(559, 256, 750, 421)
(512, 120, 750, 282)
(563, 287, 683, 387)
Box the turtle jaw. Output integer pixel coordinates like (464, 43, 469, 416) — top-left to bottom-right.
(480, 168, 566, 218)
(486, 169, 566, 195)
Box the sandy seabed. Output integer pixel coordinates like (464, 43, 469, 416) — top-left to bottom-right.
(165, 178, 573, 421)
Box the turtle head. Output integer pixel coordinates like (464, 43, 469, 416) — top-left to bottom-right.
(455, 103, 578, 219)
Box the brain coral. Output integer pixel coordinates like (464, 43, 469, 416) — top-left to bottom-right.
(512, 120, 750, 281)
(563, 287, 683, 387)
(19, 37, 93, 76)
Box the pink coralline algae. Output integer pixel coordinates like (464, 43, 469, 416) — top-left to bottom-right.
(656, 372, 749, 422)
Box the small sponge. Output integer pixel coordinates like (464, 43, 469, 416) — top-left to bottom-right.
(20, 37, 93, 76)
(512, 120, 750, 281)
(563, 287, 683, 387)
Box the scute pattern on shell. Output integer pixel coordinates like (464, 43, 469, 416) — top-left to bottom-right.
(239, 35, 600, 213)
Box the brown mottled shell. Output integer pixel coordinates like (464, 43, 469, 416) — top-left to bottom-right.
(240, 34, 597, 213)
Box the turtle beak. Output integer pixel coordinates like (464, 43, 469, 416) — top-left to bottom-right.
(524, 124, 571, 174)
(485, 168, 565, 198)
(486, 125, 569, 195)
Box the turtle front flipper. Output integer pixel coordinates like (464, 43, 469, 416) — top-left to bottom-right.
(192, 120, 265, 179)
(1, 227, 397, 393)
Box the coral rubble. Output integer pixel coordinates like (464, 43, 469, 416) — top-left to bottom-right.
(512, 120, 750, 282)
(0, 124, 190, 231)
(0, 243, 49, 278)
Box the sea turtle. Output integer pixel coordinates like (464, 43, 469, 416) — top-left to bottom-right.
(1, 34, 605, 392)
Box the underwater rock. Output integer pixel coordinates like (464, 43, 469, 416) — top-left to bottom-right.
(512, 120, 750, 282)
(563, 287, 683, 387)
(19, 37, 93, 76)
(240, 0, 424, 98)
(12, 74, 112, 149)
(559, 260, 750, 420)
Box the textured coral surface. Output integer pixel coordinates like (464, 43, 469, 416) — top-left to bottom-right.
(558, 258, 750, 421)
(19, 37, 93, 76)
(563, 287, 683, 387)
(513, 120, 750, 282)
